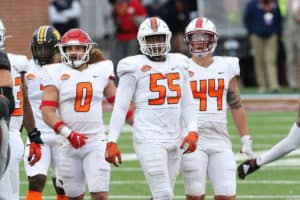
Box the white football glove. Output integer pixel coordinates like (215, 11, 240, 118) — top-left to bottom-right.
(240, 135, 254, 158)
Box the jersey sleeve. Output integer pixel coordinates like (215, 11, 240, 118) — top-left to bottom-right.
(104, 60, 115, 79)
(117, 56, 138, 77)
(174, 53, 190, 70)
(108, 73, 136, 142)
(41, 64, 59, 88)
(226, 57, 240, 79)
(181, 69, 198, 132)
(93, 60, 115, 79)
(11, 54, 29, 73)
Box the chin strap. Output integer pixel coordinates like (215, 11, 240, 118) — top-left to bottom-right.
(146, 55, 166, 62)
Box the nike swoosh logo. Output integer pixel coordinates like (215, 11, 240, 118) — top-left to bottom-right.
(243, 165, 250, 173)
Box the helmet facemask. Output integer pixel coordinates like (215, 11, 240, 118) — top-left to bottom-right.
(32, 43, 57, 66)
(0, 20, 7, 50)
(184, 30, 217, 57)
(59, 43, 92, 68)
(0, 29, 6, 50)
(140, 34, 170, 57)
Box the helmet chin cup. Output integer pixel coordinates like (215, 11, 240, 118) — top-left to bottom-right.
(70, 60, 83, 68)
(194, 52, 209, 58)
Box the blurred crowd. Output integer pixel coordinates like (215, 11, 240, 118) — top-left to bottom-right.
(48, 0, 300, 93)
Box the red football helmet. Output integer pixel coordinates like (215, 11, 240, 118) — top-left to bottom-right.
(57, 28, 95, 68)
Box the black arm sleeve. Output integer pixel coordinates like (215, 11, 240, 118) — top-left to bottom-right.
(0, 87, 15, 114)
(0, 50, 11, 71)
(0, 96, 10, 122)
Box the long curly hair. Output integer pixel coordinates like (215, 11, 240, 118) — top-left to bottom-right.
(88, 48, 106, 64)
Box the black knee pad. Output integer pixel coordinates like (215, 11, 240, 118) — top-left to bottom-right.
(0, 97, 10, 122)
(28, 174, 47, 191)
(0, 87, 14, 114)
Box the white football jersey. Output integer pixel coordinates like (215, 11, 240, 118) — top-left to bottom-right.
(188, 56, 240, 124)
(117, 53, 192, 142)
(25, 60, 56, 134)
(8, 53, 29, 133)
(42, 61, 114, 137)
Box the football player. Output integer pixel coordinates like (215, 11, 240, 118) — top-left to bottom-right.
(0, 49, 14, 180)
(40, 28, 133, 200)
(105, 17, 198, 200)
(238, 107, 300, 179)
(0, 19, 43, 200)
(180, 17, 254, 200)
(23, 25, 67, 200)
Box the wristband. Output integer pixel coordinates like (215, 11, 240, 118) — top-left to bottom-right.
(125, 109, 134, 121)
(40, 100, 58, 110)
(107, 96, 115, 104)
(52, 120, 65, 133)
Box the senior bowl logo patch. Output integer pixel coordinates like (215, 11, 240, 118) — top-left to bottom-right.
(60, 73, 70, 80)
(26, 73, 35, 80)
(188, 70, 194, 77)
(141, 65, 152, 72)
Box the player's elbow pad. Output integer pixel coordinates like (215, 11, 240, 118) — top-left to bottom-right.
(0, 87, 15, 113)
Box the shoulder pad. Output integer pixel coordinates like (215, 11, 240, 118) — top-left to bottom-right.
(8, 53, 29, 73)
(42, 63, 62, 72)
(218, 56, 240, 77)
(117, 55, 140, 77)
(170, 53, 190, 70)
(215, 56, 239, 65)
(0, 50, 11, 71)
(92, 60, 114, 77)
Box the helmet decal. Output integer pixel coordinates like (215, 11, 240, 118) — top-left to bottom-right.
(195, 18, 203, 29)
(150, 17, 158, 32)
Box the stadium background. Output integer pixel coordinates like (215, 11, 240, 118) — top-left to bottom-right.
(0, 0, 48, 57)
(1, 0, 300, 199)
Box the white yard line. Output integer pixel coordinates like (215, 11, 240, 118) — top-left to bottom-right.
(20, 195, 300, 200)
(20, 179, 300, 185)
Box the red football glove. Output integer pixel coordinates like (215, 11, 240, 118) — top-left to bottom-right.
(27, 128, 43, 166)
(67, 131, 88, 149)
(28, 142, 42, 166)
(105, 142, 122, 167)
(180, 131, 199, 154)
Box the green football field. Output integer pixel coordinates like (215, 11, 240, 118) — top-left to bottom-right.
(18, 111, 300, 200)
